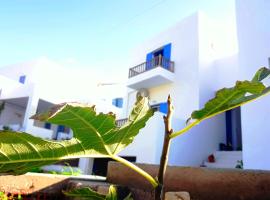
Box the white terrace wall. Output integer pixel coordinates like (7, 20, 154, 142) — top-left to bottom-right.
(236, 0, 270, 170)
(0, 100, 25, 127)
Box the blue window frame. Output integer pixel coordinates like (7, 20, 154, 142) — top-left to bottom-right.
(112, 98, 123, 108)
(19, 75, 26, 84)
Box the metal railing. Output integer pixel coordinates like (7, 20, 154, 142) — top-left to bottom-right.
(116, 118, 128, 127)
(128, 55, 174, 78)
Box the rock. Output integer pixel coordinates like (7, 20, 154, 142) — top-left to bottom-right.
(165, 191, 190, 200)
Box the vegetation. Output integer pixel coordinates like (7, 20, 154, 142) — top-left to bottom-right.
(64, 185, 132, 200)
(0, 67, 269, 200)
(0, 192, 22, 200)
(48, 163, 82, 176)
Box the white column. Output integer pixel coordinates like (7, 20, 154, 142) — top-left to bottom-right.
(22, 84, 39, 132)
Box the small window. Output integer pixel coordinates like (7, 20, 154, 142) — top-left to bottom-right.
(57, 125, 65, 133)
(19, 75, 26, 84)
(151, 102, 168, 114)
(268, 57, 270, 68)
(112, 98, 123, 108)
(44, 122, 51, 130)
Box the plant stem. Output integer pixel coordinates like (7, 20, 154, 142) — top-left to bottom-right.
(169, 120, 200, 138)
(155, 95, 173, 200)
(111, 155, 158, 188)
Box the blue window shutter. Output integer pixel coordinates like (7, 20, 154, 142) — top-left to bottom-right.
(146, 52, 153, 62)
(19, 75, 26, 84)
(159, 102, 168, 114)
(112, 98, 123, 108)
(163, 43, 171, 60)
(112, 99, 116, 106)
(163, 43, 171, 69)
(146, 52, 153, 70)
(117, 98, 123, 108)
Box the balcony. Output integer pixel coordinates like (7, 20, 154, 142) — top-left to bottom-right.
(127, 55, 175, 89)
(116, 118, 128, 127)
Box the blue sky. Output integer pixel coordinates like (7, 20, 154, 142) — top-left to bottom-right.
(0, 0, 235, 81)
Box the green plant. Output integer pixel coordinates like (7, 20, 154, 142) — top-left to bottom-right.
(28, 167, 43, 173)
(64, 185, 127, 200)
(0, 192, 22, 200)
(0, 67, 269, 200)
(0, 97, 155, 183)
(64, 185, 132, 200)
(48, 162, 82, 176)
(236, 160, 243, 169)
(2, 126, 12, 131)
(0, 191, 8, 200)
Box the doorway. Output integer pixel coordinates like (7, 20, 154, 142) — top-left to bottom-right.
(225, 107, 242, 150)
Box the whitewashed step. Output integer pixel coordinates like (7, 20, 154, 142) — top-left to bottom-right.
(204, 151, 242, 169)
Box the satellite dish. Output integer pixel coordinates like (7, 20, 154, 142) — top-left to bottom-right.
(136, 88, 149, 99)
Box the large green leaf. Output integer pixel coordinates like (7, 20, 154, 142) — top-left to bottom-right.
(0, 96, 153, 173)
(171, 67, 270, 138)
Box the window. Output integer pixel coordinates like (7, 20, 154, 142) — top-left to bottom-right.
(146, 43, 172, 70)
(56, 125, 70, 133)
(44, 122, 51, 129)
(57, 125, 65, 133)
(268, 57, 270, 67)
(19, 75, 26, 84)
(153, 48, 164, 58)
(112, 98, 123, 108)
(151, 102, 168, 114)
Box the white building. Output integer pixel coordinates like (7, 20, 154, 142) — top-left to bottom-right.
(0, 0, 269, 174)
(0, 57, 124, 174)
(117, 0, 270, 170)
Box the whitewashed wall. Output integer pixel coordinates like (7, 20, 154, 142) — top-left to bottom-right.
(169, 115, 226, 166)
(236, 0, 270, 170)
(0, 101, 25, 126)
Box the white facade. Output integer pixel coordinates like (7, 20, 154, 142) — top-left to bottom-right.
(235, 0, 270, 170)
(122, 0, 270, 170)
(123, 12, 236, 167)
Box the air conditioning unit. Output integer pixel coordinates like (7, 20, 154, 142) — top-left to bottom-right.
(136, 88, 149, 99)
